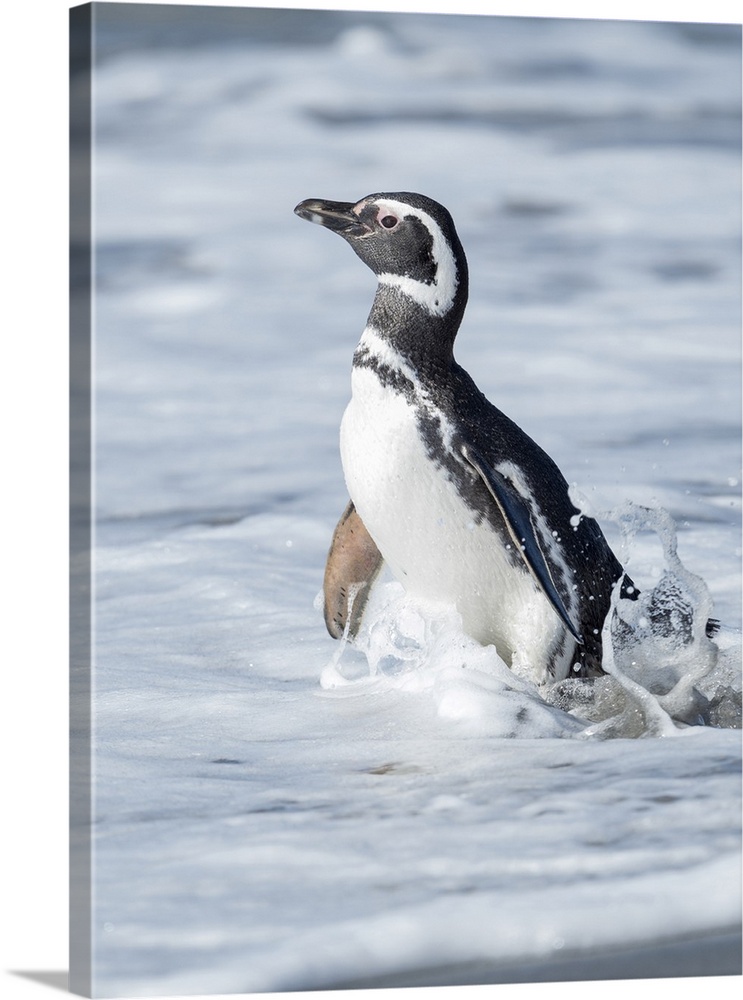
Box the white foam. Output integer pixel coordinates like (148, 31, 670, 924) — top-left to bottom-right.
(326, 501, 741, 740)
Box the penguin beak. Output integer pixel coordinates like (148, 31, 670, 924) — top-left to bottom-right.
(294, 199, 370, 236)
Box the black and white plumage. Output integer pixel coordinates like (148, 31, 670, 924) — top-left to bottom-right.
(294, 191, 634, 683)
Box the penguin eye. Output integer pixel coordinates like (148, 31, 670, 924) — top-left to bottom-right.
(379, 215, 399, 230)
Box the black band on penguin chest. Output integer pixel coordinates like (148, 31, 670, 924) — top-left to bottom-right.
(352, 344, 416, 399)
(414, 407, 525, 572)
(352, 351, 524, 572)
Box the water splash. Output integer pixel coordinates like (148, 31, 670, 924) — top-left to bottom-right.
(320, 502, 741, 739)
(604, 502, 716, 725)
(551, 497, 742, 737)
(320, 579, 583, 738)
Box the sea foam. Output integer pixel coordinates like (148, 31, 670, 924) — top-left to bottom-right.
(321, 501, 741, 740)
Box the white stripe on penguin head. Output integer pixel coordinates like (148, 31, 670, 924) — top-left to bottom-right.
(371, 199, 460, 318)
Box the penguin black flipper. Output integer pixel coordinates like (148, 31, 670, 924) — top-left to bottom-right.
(460, 442, 584, 645)
(323, 500, 384, 640)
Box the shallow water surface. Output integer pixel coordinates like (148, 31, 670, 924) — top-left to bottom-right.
(85, 7, 741, 995)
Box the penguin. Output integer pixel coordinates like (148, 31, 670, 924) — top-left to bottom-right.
(294, 191, 635, 683)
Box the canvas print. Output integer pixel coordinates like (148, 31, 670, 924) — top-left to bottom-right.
(70, 2, 742, 996)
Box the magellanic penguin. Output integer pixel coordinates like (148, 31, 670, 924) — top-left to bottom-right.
(294, 191, 635, 684)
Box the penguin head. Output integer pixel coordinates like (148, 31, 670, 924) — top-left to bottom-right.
(294, 192, 468, 319)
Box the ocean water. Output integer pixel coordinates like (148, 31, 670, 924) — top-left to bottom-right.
(80, 6, 741, 996)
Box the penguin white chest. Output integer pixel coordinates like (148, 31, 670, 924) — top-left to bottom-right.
(340, 363, 562, 677)
(340, 366, 449, 563)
